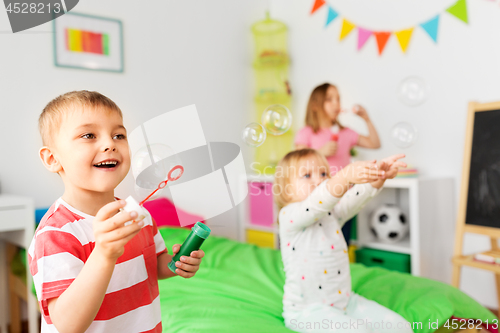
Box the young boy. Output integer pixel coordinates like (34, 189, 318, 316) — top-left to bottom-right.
(29, 91, 204, 333)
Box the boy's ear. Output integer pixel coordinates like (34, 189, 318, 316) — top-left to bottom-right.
(39, 146, 62, 173)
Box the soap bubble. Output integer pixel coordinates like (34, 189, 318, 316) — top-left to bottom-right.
(242, 122, 266, 147)
(397, 77, 428, 107)
(132, 143, 182, 192)
(261, 104, 292, 135)
(391, 122, 418, 148)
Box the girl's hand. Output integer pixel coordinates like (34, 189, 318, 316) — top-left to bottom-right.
(319, 141, 338, 157)
(382, 154, 407, 179)
(338, 160, 385, 184)
(170, 244, 205, 278)
(353, 105, 370, 121)
(371, 154, 407, 188)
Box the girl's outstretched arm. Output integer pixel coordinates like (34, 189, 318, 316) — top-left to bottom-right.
(279, 161, 384, 232)
(332, 183, 380, 228)
(333, 154, 406, 227)
(278, 180, 343, 231)
(326, 160, 384, 197)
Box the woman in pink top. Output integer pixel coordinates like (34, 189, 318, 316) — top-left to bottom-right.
(295, 83, 381, 244)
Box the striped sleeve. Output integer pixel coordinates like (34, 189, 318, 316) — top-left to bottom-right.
(145, 209, 167, 256)
(29, 222, 90, 315)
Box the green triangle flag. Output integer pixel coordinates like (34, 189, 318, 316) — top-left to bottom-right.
(446, 0, 468, 24)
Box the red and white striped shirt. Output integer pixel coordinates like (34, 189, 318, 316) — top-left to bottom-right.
(28, 198, 167, 333)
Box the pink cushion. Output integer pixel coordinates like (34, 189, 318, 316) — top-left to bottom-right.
(143, 197, 204, 228)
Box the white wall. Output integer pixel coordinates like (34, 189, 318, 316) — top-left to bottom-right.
(270, 0, 499, 310)
(0, 0, 269, 239)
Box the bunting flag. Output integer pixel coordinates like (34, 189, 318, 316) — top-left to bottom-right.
(310, 0, 468, 56)
(325, 5, 339, 27)
(357, 27, 372, 50)
(310, 0, 326, 14)
(420, 15, 440, 42)
(374, 32, 391, 55)
(446, 0, 468, 23)
(395, 28, 414, 53)
(339, 19, 355, 41)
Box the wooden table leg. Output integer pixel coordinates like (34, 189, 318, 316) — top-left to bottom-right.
(452, 263, 461, 288)
(7, 243, 22, 333)
(491, 238, 500, 318)
(0, 240, 9, 333)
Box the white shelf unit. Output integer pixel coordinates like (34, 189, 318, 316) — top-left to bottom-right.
(238, 174, 280, 249)
(356, 178, 455, 282)
(239, 175, 455, 283)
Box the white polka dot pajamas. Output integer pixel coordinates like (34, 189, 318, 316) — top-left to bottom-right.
(279, 181, 413, 333)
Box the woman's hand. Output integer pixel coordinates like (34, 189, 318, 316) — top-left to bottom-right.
(319, 141, 338, 157)
(353, 105, 369, 121)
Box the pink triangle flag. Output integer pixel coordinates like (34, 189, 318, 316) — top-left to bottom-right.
(357, 27, 372, 50)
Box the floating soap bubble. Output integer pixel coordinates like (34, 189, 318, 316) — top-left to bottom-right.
(261, 104, 292, 135)
(391, 122, 418, 148)
(397, 77, 428, 107)
(132, 144, 173, 181)
(132, 143, 182, 199)
(242, 122, 266, 147)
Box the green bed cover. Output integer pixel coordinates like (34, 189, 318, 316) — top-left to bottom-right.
(158, 227, 496, 333)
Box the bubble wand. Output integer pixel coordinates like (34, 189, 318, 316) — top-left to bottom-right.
(138, 165, 184, 206)
(122, 165, 184, 221)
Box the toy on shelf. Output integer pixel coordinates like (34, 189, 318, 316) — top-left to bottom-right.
(396, 165, 418, 178)
(474, 251, 500, 265)
(370, 204, 409, 244)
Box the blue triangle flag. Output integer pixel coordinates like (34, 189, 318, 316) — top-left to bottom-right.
(420, 15, 439, 43)
(325, 5, 339, 27)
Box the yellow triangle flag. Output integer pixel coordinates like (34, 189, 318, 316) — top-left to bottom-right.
(339, 19, 356, 41)
(395, 27, 414, 53)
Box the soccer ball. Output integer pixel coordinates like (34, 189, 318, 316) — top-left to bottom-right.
(370, 204, 408, 244)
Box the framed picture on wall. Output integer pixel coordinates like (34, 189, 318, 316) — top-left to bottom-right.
(53, 12, 124, 72)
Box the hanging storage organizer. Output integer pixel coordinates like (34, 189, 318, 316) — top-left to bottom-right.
(251, 13, 293, 175)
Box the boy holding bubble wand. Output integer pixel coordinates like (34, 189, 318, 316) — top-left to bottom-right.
(30, 91, 204, 333)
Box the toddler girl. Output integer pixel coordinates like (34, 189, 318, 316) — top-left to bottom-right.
(274, 149, 413, 333)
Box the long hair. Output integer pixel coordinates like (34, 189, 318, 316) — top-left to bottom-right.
(305, 83, 343, 133)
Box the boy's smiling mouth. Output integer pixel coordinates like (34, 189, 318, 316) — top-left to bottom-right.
(93, 159, 119, 169)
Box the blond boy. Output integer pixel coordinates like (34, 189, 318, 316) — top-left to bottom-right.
(29, 91, 204, 333)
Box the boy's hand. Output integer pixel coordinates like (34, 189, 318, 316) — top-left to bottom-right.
(93, 200, 144, 262)
(371, 154, 407, 189)
(338, 160, 386, 184)
(170, 244, 205, 278)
